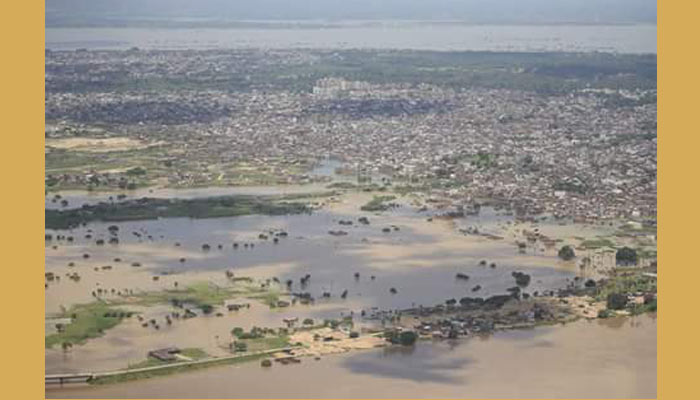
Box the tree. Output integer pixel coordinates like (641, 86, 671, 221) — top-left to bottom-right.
(616, 247, 638, 266)
(512, 271, 531, 287)
(385, 330, 418, 346)
(126, 167, 147, 176)
(303, 318, 314, 326)
(607, 293, 628, 310)
(232, 341, 248, 352)
(397, 331, 417, 346)
(558, 245, 576, 261)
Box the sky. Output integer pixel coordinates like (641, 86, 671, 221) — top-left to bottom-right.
(46, 0, 657, 25)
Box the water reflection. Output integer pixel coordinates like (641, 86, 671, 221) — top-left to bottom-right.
(343, 343, 471, 384)
(47, 315, 656, 399)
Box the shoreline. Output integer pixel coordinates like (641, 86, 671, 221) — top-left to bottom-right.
(46, 311, 656, 397)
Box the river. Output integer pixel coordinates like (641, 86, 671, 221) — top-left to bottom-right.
(46, 23, 656, 53)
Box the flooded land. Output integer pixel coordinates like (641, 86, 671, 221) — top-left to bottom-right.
(45, 20, 656, 399)
(45, 176, 657, 398)
(48, 314, 656, 399)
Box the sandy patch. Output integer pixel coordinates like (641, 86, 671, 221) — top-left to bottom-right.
(566, 296, 606, 319)
(289, 327, 386, 357)
(46, 137, 159, 152)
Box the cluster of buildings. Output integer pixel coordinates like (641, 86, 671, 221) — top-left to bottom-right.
(45, 49, 656, 221)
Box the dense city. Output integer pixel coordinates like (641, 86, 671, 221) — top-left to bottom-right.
(46, 48, 657, 222)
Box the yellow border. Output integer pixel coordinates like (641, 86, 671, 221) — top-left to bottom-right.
(2, 0, 45, 400)
(5, 1, 693, 399)
(658, 2, 696, 400)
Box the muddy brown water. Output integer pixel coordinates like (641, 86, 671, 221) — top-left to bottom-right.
(45, 189, 642, 380)
(45, 208, 579, 315)
(46, 314, 656, 399)
(45, 159, 346, 210)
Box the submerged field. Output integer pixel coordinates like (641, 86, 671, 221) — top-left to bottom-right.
(45, 183, 656, 385)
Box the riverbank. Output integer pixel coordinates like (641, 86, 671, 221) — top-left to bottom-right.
(46, 313, 656, 399)
(45, 262, 656, 389)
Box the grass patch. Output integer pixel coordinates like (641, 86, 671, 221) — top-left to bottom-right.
(238, 336, 290, 352)
(637, 248, 658, 259)
(180, 348, 209, 359)
(326, 182, 357, 189)
(360, 195, 397, 212)
(121, 281, 263, 311)
(45, 193, 324, 229)
(629, 298, 657, 315)
(91, 353, 270, 385)
(594, 269, 657, 302)
(127, 348, 209, 369)
(247, 290, 283, 308)
(579, 237, 616, 249)
(45, 302, 131, 348)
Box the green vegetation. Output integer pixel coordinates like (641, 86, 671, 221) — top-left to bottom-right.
(122, 282, 263, 312)
(50, 50, 656, 95)
(558, 245, 576, 261)
(579, 237, 616, 249)
(179, 348, 209, 359)
(594, 269, 656, 303)
(637, 248, 657, 260)
(230, 326, 290, 352)
(326, 182, 358, 189)
(127, 348, 209, 369)
(470, 152, 496, 169)
(590, 268, 657, 317)
(553, 179, 588, 195)
(45, 143, 317, 192)
(322, 317, 354, 330)
(91, 352, 271, 385)
(46, 194, 315, 229)
(237, 336, 290, 352)
(360, 195, 397, 212)
(630, 298, 657, 315)
(45, 145, 167, 189)
(232, 341, 248, 352)
(248, 290, 282, 308)
(45, 302, 131, 348)
(125, 166, 147, 176)
(385, 330, 418, 346)
(606, 293, 628, 310)
(616, 246, 639, 266)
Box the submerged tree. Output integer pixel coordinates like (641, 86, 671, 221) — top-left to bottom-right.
(558, 245, 576, 261)
(615, 247, 638, 266)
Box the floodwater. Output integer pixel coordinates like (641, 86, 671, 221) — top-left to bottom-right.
(45, 179, 651, 391)
(47, 314, 656, 399)
(45, 195, 582, 315)
(45, 23, 657, 53)
(45, 159, 343, 210)
(45, 184, 331, 210)
(45, 190, 595, 374)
